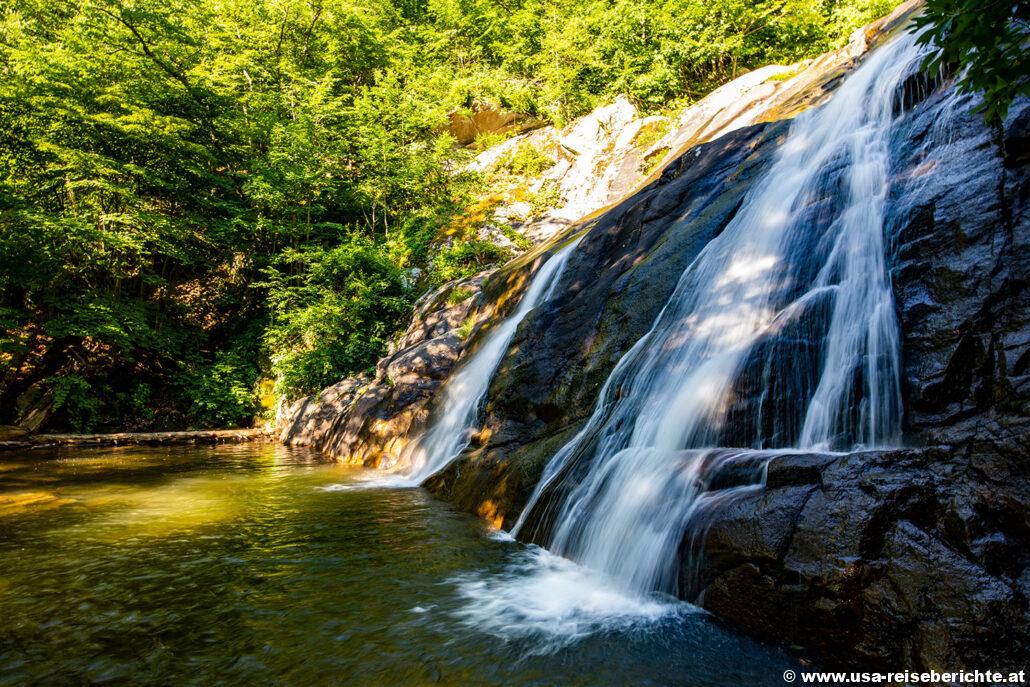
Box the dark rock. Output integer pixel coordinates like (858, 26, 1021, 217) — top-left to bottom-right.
(764, 452, 839, 488)
(430, 91, 1030, 671)
(1004, 105, 1030, 168)
(279, 41, 1030, 670)
(694, 448, 1030, 669)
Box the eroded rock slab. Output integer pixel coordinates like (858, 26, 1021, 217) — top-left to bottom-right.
(694, 449, 1030, 670)
(429, 77, 1029, 675)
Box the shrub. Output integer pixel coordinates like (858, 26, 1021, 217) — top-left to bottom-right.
(527, 182, 564, 219)
(184, 350, 260, 429)
(447, 286, 476, 305)
(497, 142, 556, 177)
(430, 240, 512, 286)
(263, 240, 411, 400)
(51, 375, 104, 433)
(456, 316, 476, 339)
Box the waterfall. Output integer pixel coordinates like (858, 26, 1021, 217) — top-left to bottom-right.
(397, 237, 582, 484)
(455, 32, 930, 636)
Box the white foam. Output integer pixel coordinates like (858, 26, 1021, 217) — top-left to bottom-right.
(487, 530, 516, 543)
(316, 474, 416, 492)
(450, 546, 692, 654)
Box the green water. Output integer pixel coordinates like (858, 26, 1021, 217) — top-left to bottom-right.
(0, 443, 802, 685)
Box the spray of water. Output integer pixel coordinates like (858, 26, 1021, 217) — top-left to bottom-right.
(454, 32, 940, 641)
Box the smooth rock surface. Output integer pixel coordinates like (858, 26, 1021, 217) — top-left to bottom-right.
(276, 3, 1028, 670)
(429, 83, 1029, 673)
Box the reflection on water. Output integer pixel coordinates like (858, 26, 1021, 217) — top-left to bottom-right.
(0, 444, 801, 685)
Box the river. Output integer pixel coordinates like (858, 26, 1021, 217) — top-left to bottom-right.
(0, 443, 803, 685)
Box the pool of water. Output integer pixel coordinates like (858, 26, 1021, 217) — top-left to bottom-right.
(0, 443, 804, 685)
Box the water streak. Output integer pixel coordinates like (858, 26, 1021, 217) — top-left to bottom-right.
(395, 237, 582, 484)
(461, 33, 941, 630)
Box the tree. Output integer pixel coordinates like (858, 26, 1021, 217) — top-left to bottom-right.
(913, 0, 1030, 124)
(0, 0, 910, 431)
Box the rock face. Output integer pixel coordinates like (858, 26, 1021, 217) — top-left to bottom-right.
(277, 271, 494, 464)
(278, 2, 1028, 671)
(691, 449, 1030, 670)
(464, 95, 655, 246)
(426, 82, 1029, 672)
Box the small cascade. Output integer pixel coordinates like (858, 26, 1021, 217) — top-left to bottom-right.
(453, 31, 940, 636)
(396, 237, 582, 484)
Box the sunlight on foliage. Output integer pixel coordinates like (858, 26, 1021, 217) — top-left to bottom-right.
(0, 0, 906, 429)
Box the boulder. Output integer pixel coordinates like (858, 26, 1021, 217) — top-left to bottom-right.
(447, 105, 544, 146)
(695, 449, 1030, 670)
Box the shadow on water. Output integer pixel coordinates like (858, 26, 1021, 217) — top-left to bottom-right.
(0, 444, 801, 686)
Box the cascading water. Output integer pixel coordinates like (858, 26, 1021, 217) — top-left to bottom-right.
(455, 31, 932, 640)
(396, 237, 581, 484)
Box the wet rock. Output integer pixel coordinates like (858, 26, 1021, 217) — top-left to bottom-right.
(687, 483, 816, 596)
(695, 449, 1030, 669)
(279, 5, 1028, 669)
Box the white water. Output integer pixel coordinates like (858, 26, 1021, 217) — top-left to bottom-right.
(454, 33, 935, 637)
(395, 237, 582, 484)
(451, 545, 692, 654)
(318, 237, 581, 495)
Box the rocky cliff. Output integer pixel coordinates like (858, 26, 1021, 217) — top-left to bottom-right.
(277, 2, 1029, 671)
(278, 3, 920, 467)
(431, 78, 1028, 675)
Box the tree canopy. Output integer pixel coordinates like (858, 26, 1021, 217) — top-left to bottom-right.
(1, 0, 902, 431)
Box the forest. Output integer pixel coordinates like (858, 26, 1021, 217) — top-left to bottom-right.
(0, 0, 1020, 432)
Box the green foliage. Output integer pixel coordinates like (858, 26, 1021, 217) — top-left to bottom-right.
(447, 286, 476, 305)
(0, 0, 905, 431)
(430, 240, 512, 286)
(456, 316, 476, 339)
(184, 350, 260, 429)
(526, 182, 564, 219)
(473, 131, 511, 151)
(0, 0, 465, 428)
(639, 149, 671, 176)
(633, 120, 672, 151)
(497, 142, 556, 176)
(262, 240, 411, 399)
(415, 0, 901, 122)
(913, 0, 1030, 124)
(51, 375, 103, 434)
(499, 224, 534, 250)
(768, 66, 804, 82)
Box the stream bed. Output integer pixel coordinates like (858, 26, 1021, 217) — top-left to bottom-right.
(0, 443, 804, 685)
